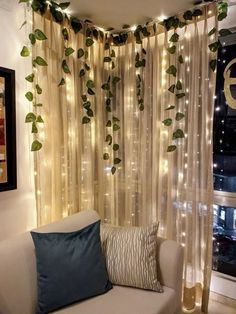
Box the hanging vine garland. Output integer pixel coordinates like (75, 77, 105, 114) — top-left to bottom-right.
(102, 40, 122, 175)
(19, 0, 231, 157)
(21, 23, 49, 151)
(208, 1, 231, 72)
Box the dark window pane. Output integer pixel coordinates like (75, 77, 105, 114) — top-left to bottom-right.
(213, 205, 236, 277)
(213, 43, 236, 193)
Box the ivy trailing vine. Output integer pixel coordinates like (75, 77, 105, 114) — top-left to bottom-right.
(102, 41, 121, 175)
(208, 1, 231, 72)
(19, 0, 231, 157)
(21, 26, 48, 151)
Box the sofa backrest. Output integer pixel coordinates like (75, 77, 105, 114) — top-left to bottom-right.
(0, 209, 100, 314)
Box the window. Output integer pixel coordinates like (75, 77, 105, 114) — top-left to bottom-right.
(213, 39, 236, 278)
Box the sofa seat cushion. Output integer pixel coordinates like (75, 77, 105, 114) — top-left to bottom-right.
(54, 285, 176, 314)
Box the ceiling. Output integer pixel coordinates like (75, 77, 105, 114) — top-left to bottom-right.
(67, 0, 195, 31)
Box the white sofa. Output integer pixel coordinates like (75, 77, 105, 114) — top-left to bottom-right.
(0, 210, 184, 314)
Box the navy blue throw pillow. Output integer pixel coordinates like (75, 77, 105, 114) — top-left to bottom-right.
(31, 220, 112, 314)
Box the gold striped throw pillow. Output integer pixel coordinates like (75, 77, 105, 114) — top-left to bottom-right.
(100, 223, 163, 292)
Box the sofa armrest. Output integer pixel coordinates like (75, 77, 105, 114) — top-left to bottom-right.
(157, 238, 184, 313)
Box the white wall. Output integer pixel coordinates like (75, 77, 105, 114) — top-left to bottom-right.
(0, 0, 36, 240)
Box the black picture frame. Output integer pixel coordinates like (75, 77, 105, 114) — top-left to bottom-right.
(0, 67, 17, 192)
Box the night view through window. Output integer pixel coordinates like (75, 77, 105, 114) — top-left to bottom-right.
(213, 39, 236, 278)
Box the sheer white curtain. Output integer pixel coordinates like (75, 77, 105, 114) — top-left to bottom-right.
(32, 5, 217, 312)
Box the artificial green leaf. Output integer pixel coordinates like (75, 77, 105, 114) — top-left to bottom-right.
(20, 46, 30, 57)
(166, 105, 175, 110)
(142, 48, 147, 55)
(113, 116, 120, 122)
(70, 17, 82, 33)
(59, 2, 70, 10)
(29, 33, 36, 45)
(113, 124, 120, 131)
(219, 29, 232, 37)
(139, 103, 144, 111)
(86, 37, 94, 47)
(169, 33, 179, 42)
(218, 12, 227, 21)
(110, 50, 116, 58)
(87, 88, 95, 95)
(84, 51, 89, 59)
(34, 29, 47, 40)
(176, 93, 186, 99)
(31, 0, 47, 13)
(218, 1, 228, 12)
(77, 48, 84, 58)
(25, 73, 34, 83)
(31, 140, 42, 152)
(87, 109, 94, 117)
(81, 94, 87, 102)
(135, 59, 146, 68)
(31, 122, 38, 134)
(101, 83, 110, 90)
(166, 65, 177, 77)
(79, 69, 86, 77)
(173, 129, 185, 139)
(168, 84, 175, 93)
(25, 92, 33, 102)
(109, 91, 114, 98)
(104, 57, 112, 63)
(209, 59, 217, 72)
(19, 0, 29, 3)
(84, 63, 90, 71)
(25, 112, 36, 122)
(82, 116, 90, 124)
(113, 144, 119, 151)
(162, 118, 172, 126)
(106, 106, 111, 112)
(176, 80, 182, 90)
(167, 45, 176, 54)
(106, 98, 111, 106)
(58, 78, 66, 86)
(83, 101, 91, 110)
(106, 120, 112, 127)
(112, 61, 115, 69)
(209, 41, 220, 52)
(208, 27, 216, 37)
(36, 84, 42, 95)
(112, 76, 121, 84)
(142, 26, 150, 37)
(62, 59, 71, 73)
(167, 145, 177, 152)
(86, 79, 95, 89)
(105, 134, 112, 145)
(178, 55, 184, 64)
(103, 153, 109, 160)
(65, 47, 75, 56)
(114, 158, 121, 165)
(36, 115, 44, 123)
(111, 166, 116, 175)
(35, 56, 48, 66)
(176, 112, 185, 121)
(62, 28, 69, 40)
(183, 10, 193, 21)
(50, 5, 63, 23)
